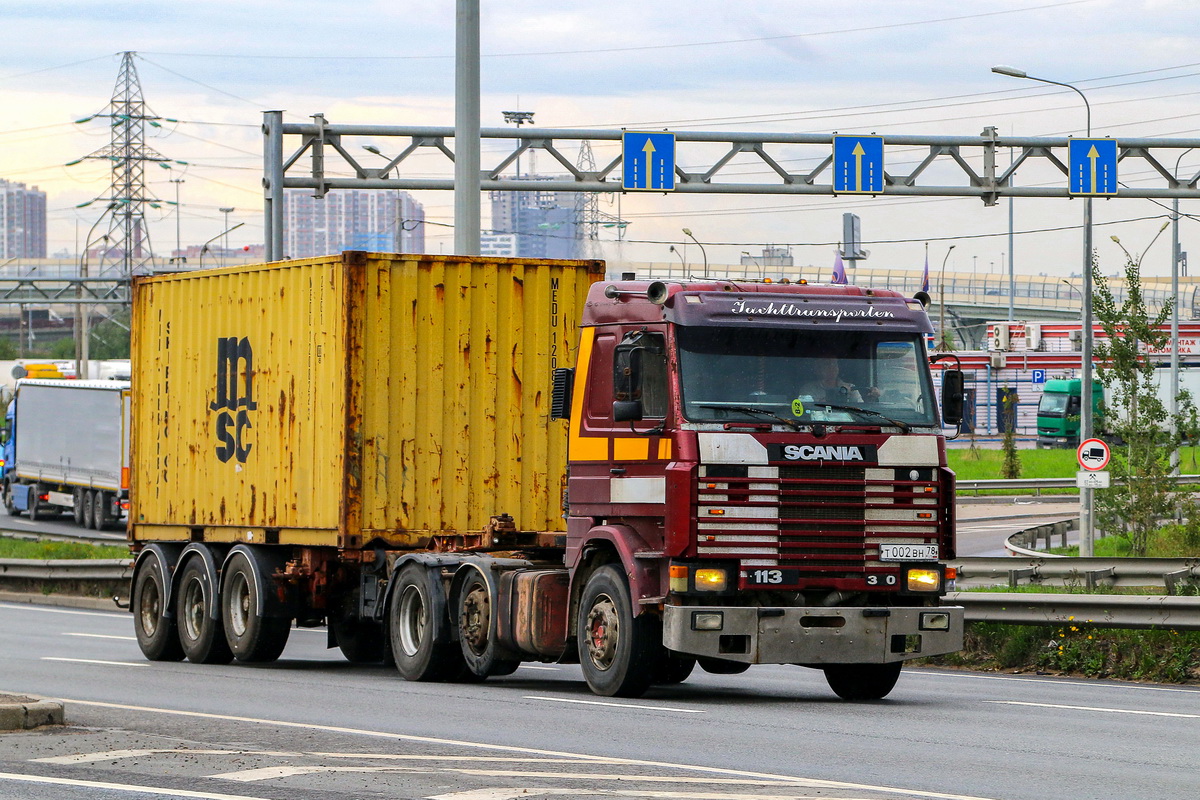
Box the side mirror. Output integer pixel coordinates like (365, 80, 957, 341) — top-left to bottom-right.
(613, 400, 644, 422)
(941, 369, 965, 425)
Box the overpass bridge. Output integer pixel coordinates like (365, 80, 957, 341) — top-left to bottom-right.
(630, 262, 1199, 349)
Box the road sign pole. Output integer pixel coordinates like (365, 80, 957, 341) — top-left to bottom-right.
(1081, 196, 1095, 556)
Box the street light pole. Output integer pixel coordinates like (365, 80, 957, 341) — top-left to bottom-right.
(218, 208, 235, 268)
(938, 245, 957, 351)
(171, 178, 185, 264)
(993, 64, 1096, 556)
(668, 245, 686, 279)
(682, 228, 707, 278)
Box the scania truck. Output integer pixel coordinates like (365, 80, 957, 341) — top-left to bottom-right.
(128, 253, 965, 700)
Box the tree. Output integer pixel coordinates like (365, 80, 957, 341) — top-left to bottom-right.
(1001, 390, 1020, 479)
(1091, 230, 1198, 556)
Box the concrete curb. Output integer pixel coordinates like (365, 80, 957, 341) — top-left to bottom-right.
(0, 591, 125, 612)
(0, 695, 64, 731)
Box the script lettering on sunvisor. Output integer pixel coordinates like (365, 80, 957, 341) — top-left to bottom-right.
(728, 299, 897, 321)
(767, 444, 879, 462)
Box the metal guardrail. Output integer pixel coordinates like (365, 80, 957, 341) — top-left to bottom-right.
(947, 592, 1200, 631)
(951, 556, 1200, 593)
(957, 474, 1200, 495)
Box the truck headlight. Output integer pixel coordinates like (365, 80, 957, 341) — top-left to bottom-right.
(691, 611, 724, 631)
(694, 568, 728, 592)
(905, 568, 942, 592)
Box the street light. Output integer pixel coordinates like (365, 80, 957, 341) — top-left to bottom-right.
(668, 244, 686, 278)
(201, 223, 244, 269)
(218, 208, 235, 268)
(1169, 148, 1193, 479)
(682, 228, 707, 278)
(937, 245, 957, 351)
(502, 110, 535, 178)
(364, 145, 404, 250)
(993, 64, 1096, 555)
(741, 251, 764, 280)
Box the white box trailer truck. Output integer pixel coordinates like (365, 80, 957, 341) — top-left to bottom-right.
(2, 379, 131, 529)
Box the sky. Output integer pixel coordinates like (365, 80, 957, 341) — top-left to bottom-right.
(3, 0, 1200, 280)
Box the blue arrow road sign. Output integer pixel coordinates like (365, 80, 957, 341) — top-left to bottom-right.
(622, 131, 676, 191)
(1032, 369, 1046, 384)
(1068, 138, 1118, 196)
(833, 135, 885, 194)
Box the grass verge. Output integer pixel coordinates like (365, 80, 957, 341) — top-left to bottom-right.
(0, 535, 129, 560)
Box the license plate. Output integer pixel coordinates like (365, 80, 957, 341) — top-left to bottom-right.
(879, 544, 939, 562)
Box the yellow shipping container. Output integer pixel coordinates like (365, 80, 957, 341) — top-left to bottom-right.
(130, 252, 604, 549)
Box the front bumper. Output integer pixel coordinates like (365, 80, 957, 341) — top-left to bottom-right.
(663, 604, 965, 664)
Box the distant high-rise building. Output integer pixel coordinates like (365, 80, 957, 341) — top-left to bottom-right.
(0, 179, 47, 259)
(283, 188, 425, 258)
(489, 178, 581, 259)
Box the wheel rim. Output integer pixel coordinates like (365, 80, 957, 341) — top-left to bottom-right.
(397, 584, 426, 658)
(181, 577, 206, 641)
(584, 592, 620, 671)
(138, 575, 161, 637)
(459, 582, 490, 657)
(228, 571, 251, 638)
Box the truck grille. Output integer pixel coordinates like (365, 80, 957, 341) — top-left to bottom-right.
(695, 463, 943, 588)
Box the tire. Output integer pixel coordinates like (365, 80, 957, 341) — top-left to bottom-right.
(656, 653, 697, 685)
(28, 484, 41, 522)
(175, 558, 234, 664)
(388, 564, 469, 681)
(72, 488, 86, 526)
(577, 565, 659, 698)
(221, 552, 290, 663)
(456, 568, 520, 679)
(329, 590, 384, 664)
(4, 483, 21, 517)
(132, 556, 184, 662)
(93, 490, 112, 530)
(82, 490, 96, 530)
(823, 662, 903, 701)
(698, 656, 751, 675)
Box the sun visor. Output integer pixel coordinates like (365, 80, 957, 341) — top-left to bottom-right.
(664, 292, 933, 333)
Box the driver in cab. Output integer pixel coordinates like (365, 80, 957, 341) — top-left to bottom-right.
(802, 357, 881, 404)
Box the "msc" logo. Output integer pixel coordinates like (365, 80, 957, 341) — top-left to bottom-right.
(210, 337, 257, 463)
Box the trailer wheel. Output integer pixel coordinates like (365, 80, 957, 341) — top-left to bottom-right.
(823, 662, 903, 701)
(81, 490, 96, 529)
(4, 482, 20, 517)
(92, 490, 112, 530)
(455, 568, 520, 679)
(577, 565, 658, 698)
(655, 653, 697, 684)
(28, 484, 42, 521)
(132, 556, 184, 662)
(221, 552, 290, 663)
(698, 656, 750, 675)
(389, 564, 466, 681)
(72, 488, 86, 526)
(176, 558, 234, 664)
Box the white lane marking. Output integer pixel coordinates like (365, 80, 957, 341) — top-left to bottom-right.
(36, 749, 301, 765)
(985, 700, 1200, 718)
(63, 632, 137, 641)
(0, 602, 123, 618)
(313, 753, 627, 764)
(909, 668, 1200, 695)
(41, 657, 147, 668)
(429, 791, 850, 800)
(446, 769, 818, 787)
(39, 696, 1003, 800)
(519, 665, 560, 671)
(0, 771, 273, 800)
(213, 766, 419, 781)
(523, 695, 704, 714)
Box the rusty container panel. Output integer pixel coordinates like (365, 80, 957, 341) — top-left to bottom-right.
(355, 254, 602, 538)
(131, 256, 350, 541)
(509, 569, 570, 659)
(131, 252, 602, 547)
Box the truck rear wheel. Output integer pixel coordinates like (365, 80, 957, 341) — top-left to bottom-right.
(221, 552, 290, 663)
(28, 484, 42, 521)
(389, 564, 468, 681)
(132, 556, 184, 662)
(577, 565, 658, 698)
(176, 558, 234, 664)
(456, 568, 520, 679)
(92, 490, 112, 530)
(73, 488, 86, 526)
(823, 662, 903, 701)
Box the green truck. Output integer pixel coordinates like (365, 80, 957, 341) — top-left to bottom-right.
(1036, 369, 1199, 448)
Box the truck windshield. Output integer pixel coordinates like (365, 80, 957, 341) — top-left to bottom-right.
(1038, 392, 1069, 417)
(676, 327, 938, 428)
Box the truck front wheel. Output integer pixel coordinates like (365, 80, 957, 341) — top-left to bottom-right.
(176, 559, 234, 664)
(132, 556, 184, 662)
(221, 552, 290, 663)
(577, 565, 658, 698)
(389, 564, 467, 681)
(4, 482, 20, 517)
(823, 662, 903, 701)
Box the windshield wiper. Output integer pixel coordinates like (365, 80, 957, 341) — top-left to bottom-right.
(695, 403, 801, 431)
(803, 402, 911, 433)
